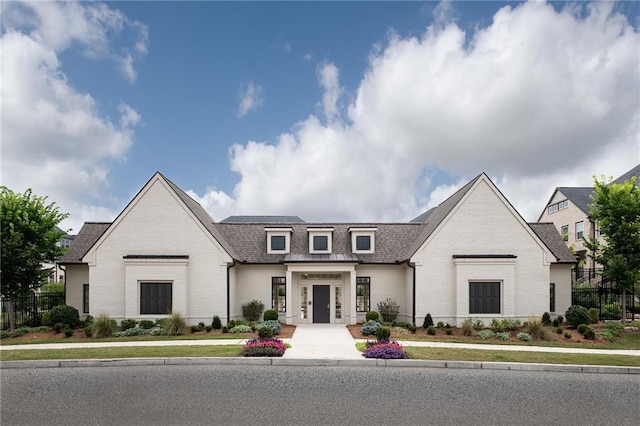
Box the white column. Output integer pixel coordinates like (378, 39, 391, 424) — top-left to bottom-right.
(349, 270, 357, 324)
(285, 269, 293, 325)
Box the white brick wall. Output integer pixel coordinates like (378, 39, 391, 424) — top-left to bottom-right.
(64, 264, 89, 317)
(412, 178, 553, 326)
(83, 177, 231, 324)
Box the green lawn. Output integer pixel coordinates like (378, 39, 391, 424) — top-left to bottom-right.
(402, 347, 640, 367)
(0, 345, 243, 361)
(0, 333, 252, 346)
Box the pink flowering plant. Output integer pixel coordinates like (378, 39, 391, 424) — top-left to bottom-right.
(241, 338, 287, 357)
(362, 340, 408, 359)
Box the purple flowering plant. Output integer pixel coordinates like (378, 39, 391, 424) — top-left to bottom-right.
(241, 338, 287, 357)
(362, 340, 408, 359)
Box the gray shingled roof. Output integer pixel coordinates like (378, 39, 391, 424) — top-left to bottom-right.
(613, 164, 640, 184)
(58, 222, 111, 263)
(529, 223, 576, 263)
(557, 187, 594, 216)
(220, 215, 306, 223)
(214, 222, 424, 264)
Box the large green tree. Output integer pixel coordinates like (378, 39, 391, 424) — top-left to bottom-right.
(1, 187, 69, 329)
(585, 176, 640, 321)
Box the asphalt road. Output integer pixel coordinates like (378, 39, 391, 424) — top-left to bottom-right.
(2, 365, 639, 425)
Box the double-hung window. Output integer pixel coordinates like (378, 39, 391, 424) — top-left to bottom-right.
(575, 221, 584, 240)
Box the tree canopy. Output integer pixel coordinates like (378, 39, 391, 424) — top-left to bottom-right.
(585, 175, 640, 319)
(1, 187, 69, 300)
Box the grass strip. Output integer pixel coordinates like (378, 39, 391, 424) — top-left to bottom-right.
(403, 347, 640, 367)
(0, 345, 243, 361)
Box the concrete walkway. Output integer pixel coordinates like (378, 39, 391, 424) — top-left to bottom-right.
(283, 324, 361, 359)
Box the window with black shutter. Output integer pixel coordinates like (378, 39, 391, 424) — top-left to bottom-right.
(469, 281, 500, 314)
(140, 282, 172, 315)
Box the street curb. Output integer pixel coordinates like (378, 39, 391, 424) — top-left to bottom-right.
(2, 357, 639, 374)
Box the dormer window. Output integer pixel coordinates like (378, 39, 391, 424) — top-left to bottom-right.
(266, 228, 292, 254)
(349, 227, 376, 254)
(308, 228, 333, 253)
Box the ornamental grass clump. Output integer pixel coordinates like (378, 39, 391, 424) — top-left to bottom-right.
(164, 311, 188, 336)
(242, 338, 286, 357)
(362, 341, 408, 359)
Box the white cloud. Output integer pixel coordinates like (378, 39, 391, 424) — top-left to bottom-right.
(317, 63, 343, 122)
(237, 81, 264, 118)
(0, 1, 145, 232)
(195, 1, 639, 223)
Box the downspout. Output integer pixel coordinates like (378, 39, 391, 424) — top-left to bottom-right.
(226, 260, 236, 325)
(59, 264, 66, 303)
(408, 262, 416, 325)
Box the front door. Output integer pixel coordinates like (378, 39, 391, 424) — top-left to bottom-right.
(313, 285, 330, 323)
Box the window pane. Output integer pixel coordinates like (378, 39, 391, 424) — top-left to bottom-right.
(356, 235, 370, 251)
(576, 221, 584, 240)
(271, 235, 286, 251)
(550, 283, 556, 312)
(272, 277, 286, 312)
(356, 277, 370, 312)
(313, 235, 328, 251)
(83, 284, 89, 314)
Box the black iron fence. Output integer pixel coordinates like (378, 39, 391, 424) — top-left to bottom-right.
(571, 286, 636, 321)
(1, 293, 65, 330)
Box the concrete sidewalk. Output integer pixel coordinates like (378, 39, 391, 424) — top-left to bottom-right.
(283, 324, 361, 359)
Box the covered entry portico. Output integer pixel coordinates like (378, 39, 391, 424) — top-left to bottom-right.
(284, 257, 359, 325)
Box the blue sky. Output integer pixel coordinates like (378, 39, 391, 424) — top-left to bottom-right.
(2, 1, 639, 233)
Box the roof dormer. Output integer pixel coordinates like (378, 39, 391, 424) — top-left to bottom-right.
(265, 228, 293, 254)
(307, 227, 333, 254)
(349, 227, 377, 254)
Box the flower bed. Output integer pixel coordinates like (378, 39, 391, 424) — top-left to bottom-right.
(241, 338, 287, 357)
(362, 340, 408, 359)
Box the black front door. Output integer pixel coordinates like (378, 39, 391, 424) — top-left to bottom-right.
(313, 285, 330, 323)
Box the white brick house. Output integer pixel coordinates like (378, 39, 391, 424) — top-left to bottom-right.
(60, 172, 574, 326)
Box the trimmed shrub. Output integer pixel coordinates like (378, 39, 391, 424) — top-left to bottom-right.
(42, 312, 51, 327)
(555, 327, 563, 334)
(542, 312, 551, 325)
(587, 308, 599, 324)
(12, 327, 30, 337)
(517, 332, 532, 342)
(376, 326, 391, 342)
(53, 322, 65, 333)
(577, 324, 590, 335)
(83, 326, 93, 337)
(426, 325, 436, 335)
(257, 326, 274, 339)
(139, 320, 155, 330)
(552, 318, 559, 327)
(423, 313, 434, 329)
(490, 319, 505, 333)
(407, 324, 417, 333)
(84, 315, 94, 325)
(445, 327, 453, 335)
(211, 315, 222, 330)
(63, 327, 74, 338)
(230, 325, 253, 333)
(556, 316, 563, 324)
(242, 300, 265, 322)
(377, 298, 400, 322)
(242, 338, 286, 357)
(164, 312, 188, 336)
(257, 320, 281, 335)
(564, 332, 572, 339)
(362, 341, 408, 359)
(222, 326, 229, 333)
(361, 320, 382, 335)
(114, 327, 156, 337)
(476, 330, 495, 340)
(156, 318, 170, 328)
(496, 332, 510, 341)
(566, 305, 590, 328)
(435, 321, 444, 329)
(263, 309, 279, 321)
(92, 314, 117, 338)
(472, 319, 484, 330)
(205, 325, 212, 332)
(462, 318, 473, 336)
(49, 305, 80, 328)
(120, 319, 137, 331)
(366, 311, 380, 322)
(582, 328, 596, 340)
